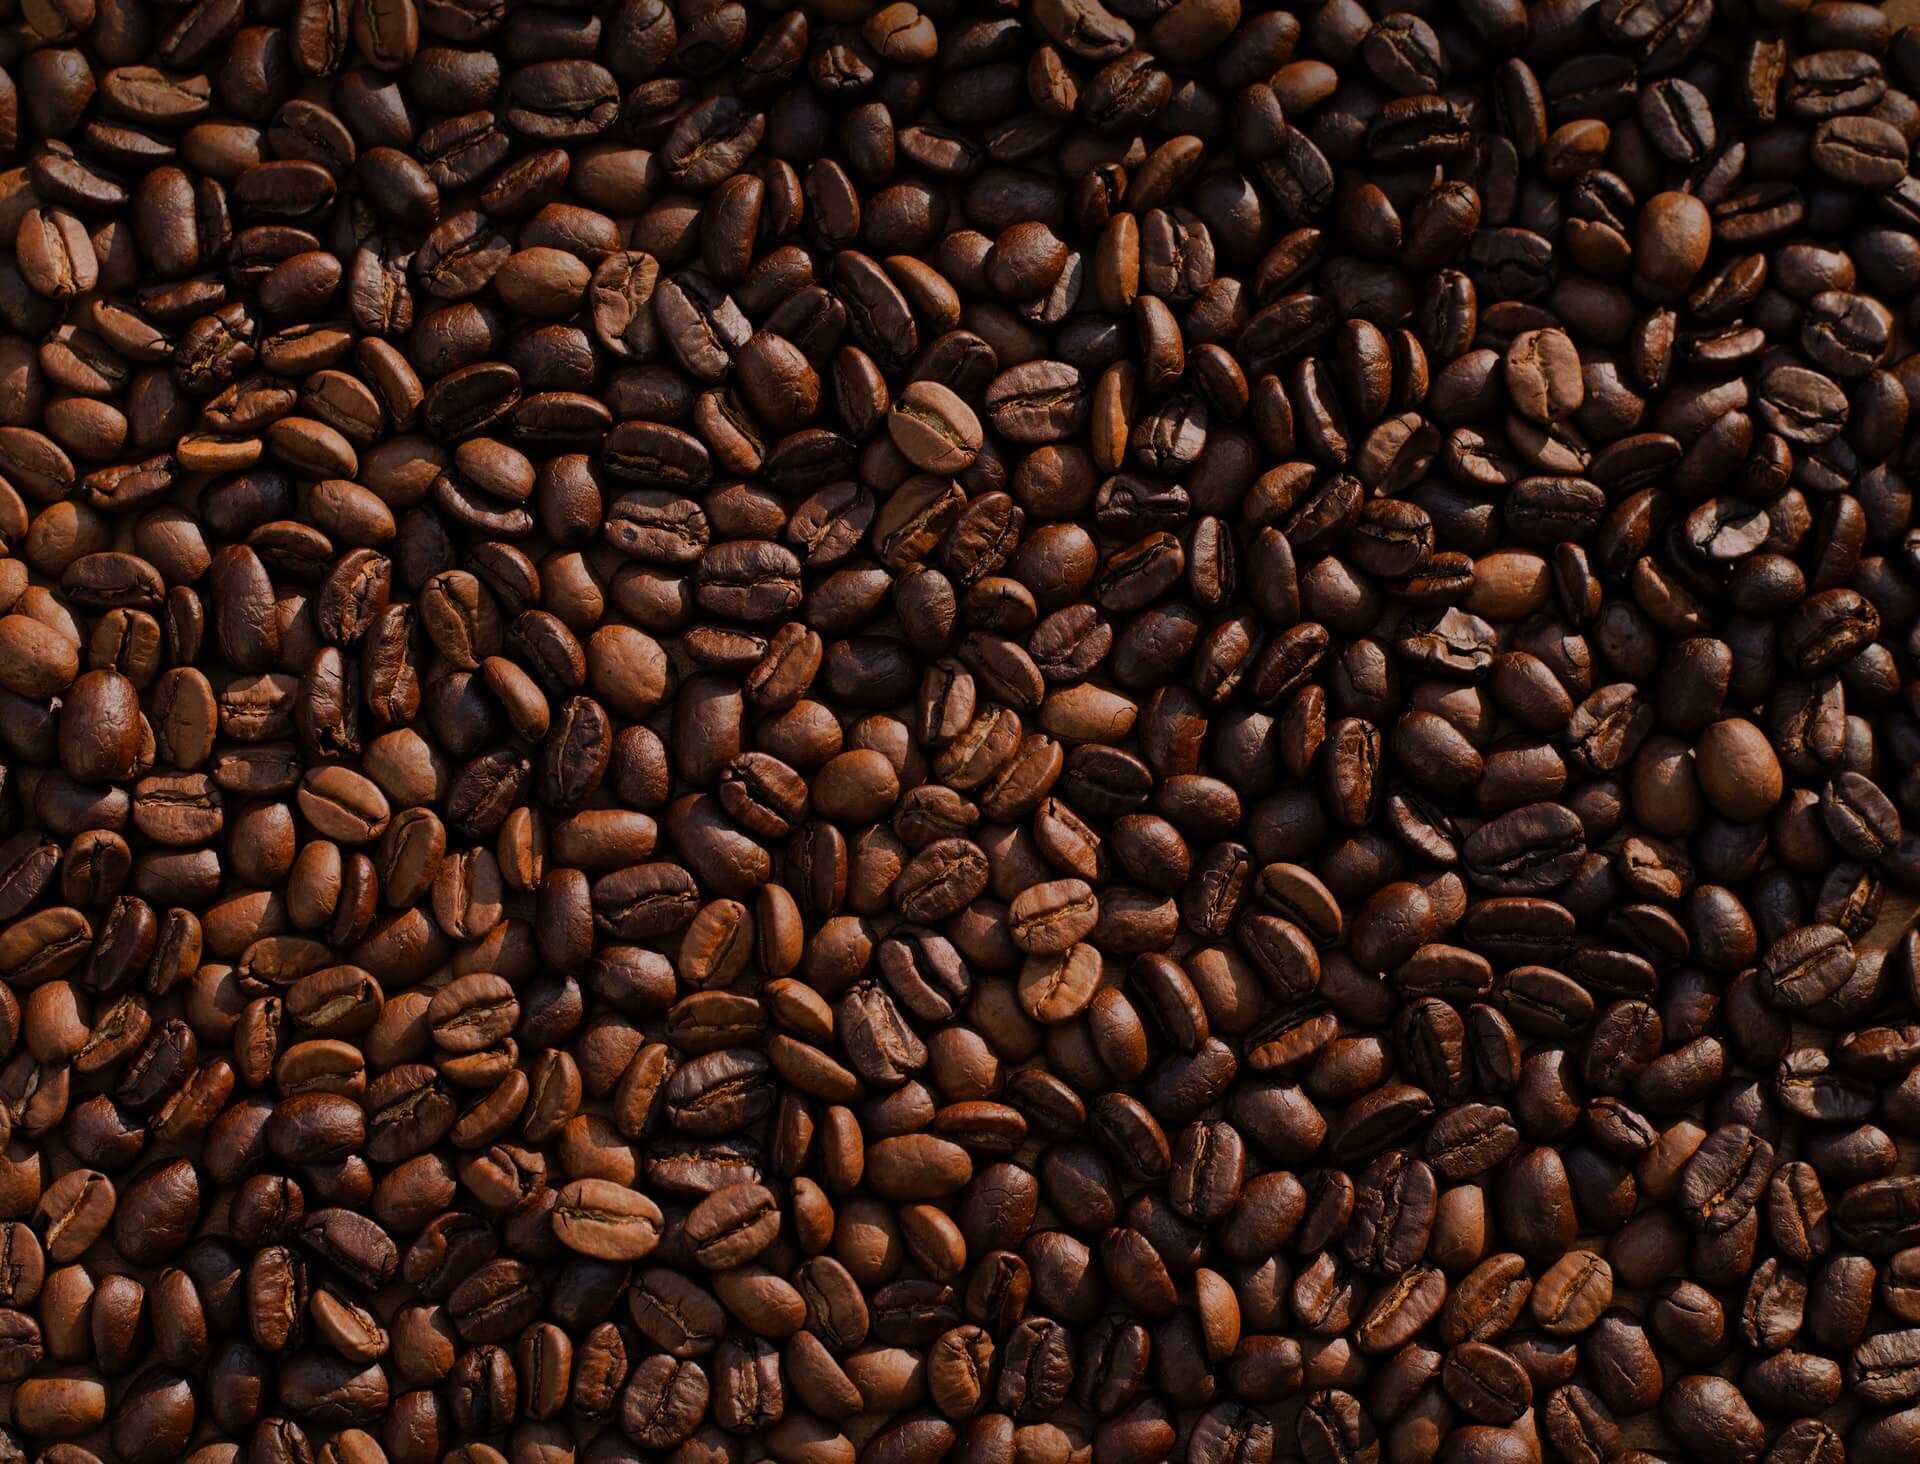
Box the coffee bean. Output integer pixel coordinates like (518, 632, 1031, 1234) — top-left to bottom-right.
(684, 1181, 782, 1269)
(551, 1178, 664, 1263)
(890, 380, 984, 474)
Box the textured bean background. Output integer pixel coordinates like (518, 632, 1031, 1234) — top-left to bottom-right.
(1582, 0, 1915, 1448)
(3, 0, 1920, 1462)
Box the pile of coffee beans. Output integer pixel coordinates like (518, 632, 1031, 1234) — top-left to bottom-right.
(10, 0, 1920, 1460)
